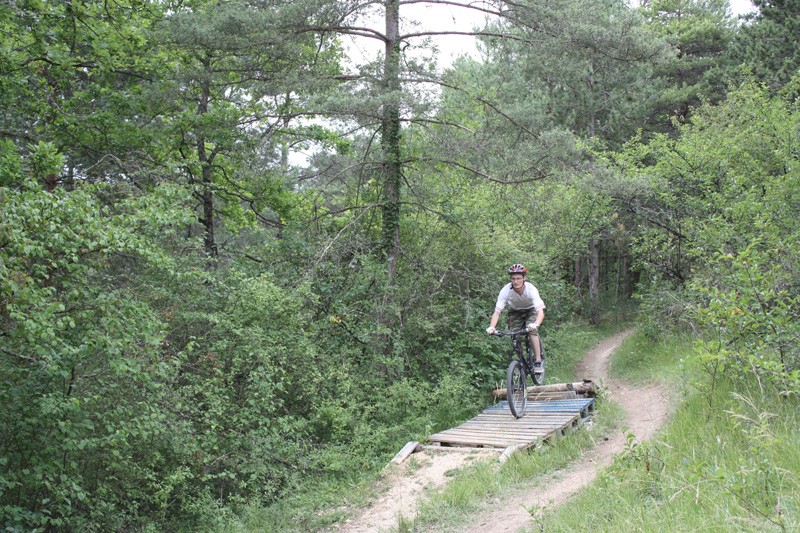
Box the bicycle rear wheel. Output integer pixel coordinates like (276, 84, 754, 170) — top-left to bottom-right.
(506, 360, 527, 418)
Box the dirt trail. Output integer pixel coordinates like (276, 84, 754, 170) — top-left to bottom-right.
(335, 328, 673, 533)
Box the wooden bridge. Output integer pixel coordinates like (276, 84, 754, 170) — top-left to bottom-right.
(390, 382, 597, 465)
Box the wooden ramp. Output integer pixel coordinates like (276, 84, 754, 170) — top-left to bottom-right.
(428, 398, 594, 449)
(389, 383, 598, 466)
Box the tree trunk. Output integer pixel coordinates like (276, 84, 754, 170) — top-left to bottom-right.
(574, 256, 584, 300)
(381, 0, 402, 280)
(493, 380, 598, 399)
(197, 53, 217, 259)
(588, 237, 600, 324)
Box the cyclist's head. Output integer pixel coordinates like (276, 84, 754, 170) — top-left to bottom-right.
(508, 263, 527, 276)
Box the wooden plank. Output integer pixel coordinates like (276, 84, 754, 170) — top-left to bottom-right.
(458, 420, 576, 430)
(425, 395, 595, 453)
(433, 428, 555, 439)
(424, 435, 544, 448)
(431, 429, 545, 441)
(484, 400, 594, 418)
(477, 410, 582, 418)
(487, 399, 595, 409)
(472, 414, 579, 424)
(420, 444, 503, 454)
(389, 441, 422, 465)
(473, 407, 581, 418)
(477, 406, 588, 416)
(431, 427, 562, 440)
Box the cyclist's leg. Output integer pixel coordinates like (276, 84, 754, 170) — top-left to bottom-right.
(522, 308, 542, 362)
(530, 331, 542, 362)
(506, 309, 526, 332)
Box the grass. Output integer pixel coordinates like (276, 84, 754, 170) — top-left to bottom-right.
(534, 331, 800, 532)
(609, 328, 694, 385)
(543, 380, 800, 532)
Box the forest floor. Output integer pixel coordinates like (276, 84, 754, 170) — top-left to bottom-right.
(334, 328, 674, 533)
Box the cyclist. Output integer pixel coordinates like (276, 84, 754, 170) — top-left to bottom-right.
(486, 263, 545, 372)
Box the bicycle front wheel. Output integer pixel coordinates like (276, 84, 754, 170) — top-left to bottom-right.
(506, 360, 527, 418)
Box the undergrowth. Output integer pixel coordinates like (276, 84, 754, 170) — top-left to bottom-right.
(227, 321, 624, 531)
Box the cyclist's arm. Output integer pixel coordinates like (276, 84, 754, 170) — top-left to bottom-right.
(489, 308, 502, 330)
(531, 308, 544, 329)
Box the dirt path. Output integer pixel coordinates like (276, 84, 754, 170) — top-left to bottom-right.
(335, 328, 673, 533)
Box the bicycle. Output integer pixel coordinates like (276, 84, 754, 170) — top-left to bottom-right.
(491, 328, 545, 418)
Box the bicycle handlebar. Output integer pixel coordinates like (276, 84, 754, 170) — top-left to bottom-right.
(491, 329, 529, 337)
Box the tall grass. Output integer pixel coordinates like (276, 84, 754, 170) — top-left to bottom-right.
(544, 381, 800, 531)
(536, 332, 800, 532)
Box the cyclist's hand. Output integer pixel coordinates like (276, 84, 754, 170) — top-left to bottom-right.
(486, 326, 496, 335)
(526, 323, 538, 334)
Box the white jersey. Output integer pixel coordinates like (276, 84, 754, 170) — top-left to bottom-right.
(495, 281, 545, 312)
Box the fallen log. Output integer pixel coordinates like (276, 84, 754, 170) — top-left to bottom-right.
(386, 441, 423, 467)
(492, 380, 597, 399)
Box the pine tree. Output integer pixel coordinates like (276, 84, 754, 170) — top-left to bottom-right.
(730, 0, 800, 90)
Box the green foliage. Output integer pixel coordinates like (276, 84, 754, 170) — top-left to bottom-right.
(0, 144, 194, 529)
(606, 80, 800, 397)
(3, 0, 798, 529)
(485, 0, 673, 145)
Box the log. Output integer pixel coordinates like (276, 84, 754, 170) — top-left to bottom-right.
(499, 443, 525, 463)
(388, 441, 423, 466)
(492, 380, 597, 399)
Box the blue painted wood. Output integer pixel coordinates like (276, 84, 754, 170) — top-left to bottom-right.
(485, 398, 594, 416)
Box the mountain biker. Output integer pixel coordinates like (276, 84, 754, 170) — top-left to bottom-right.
(486, 264, 545, 372)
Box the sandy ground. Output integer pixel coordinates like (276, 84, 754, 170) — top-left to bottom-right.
(335, 328, 673, 533)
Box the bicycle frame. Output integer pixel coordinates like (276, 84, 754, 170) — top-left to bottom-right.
(497, 329, 535, 379)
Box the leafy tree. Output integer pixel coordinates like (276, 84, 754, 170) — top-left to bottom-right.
(0, 0, 168, 184)
(0, 141, 195, 529)
(603, 79, 800, 391)
(484, 0, 672, 146)
(450, 0, 672, 321)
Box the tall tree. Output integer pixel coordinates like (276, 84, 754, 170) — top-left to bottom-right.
(640, 0, 736, 133)
(484, 0, 672, 146)
(730, 0, 800, 91)
(460, 0, 670, 319)
(153, 0, 341, 259)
